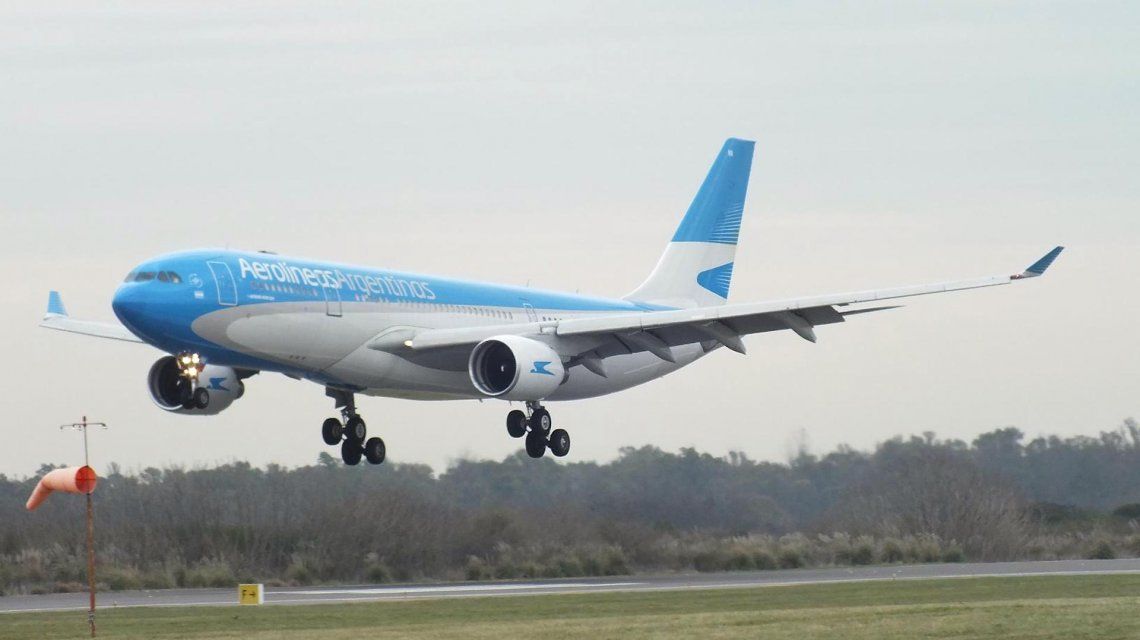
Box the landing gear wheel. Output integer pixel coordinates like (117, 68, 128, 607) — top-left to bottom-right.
(548, 429, 570, 457)
(341, 439, 363, 466)
(345, 416, 367, 442)
(525, 430, 547, 458)
(529, 408, 552, 433)
(321, 418, 343, 445)
(179, 383, 194, 409)
(364, 437, 386, 465)
(192, 387, 210, 410)
(506, 410, 527, 438)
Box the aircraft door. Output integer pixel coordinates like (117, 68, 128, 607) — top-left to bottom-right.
(522, 301, 538, 322)
(323, 283, 342, 317)
(207, 261, 238, 306)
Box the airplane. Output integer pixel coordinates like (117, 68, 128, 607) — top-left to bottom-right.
(40, 138, 1063, 466)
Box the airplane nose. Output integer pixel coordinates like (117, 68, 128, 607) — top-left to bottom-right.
(112, 283, 148, 330)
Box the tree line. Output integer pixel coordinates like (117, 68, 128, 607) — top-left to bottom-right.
(2, 420, 1140, 594)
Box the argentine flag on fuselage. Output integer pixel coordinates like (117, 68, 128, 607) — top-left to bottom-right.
(625, 138, 754, 308)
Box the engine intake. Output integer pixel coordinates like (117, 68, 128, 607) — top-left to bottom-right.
(147, 355, 244, 415)
(468, 335, 565, 401)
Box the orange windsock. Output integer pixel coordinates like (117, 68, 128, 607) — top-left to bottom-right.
(26, 466, 98, 511)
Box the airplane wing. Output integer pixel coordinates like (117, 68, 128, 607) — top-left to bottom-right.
(38, 291, 144, 343)
(393, 247, 1064, 365)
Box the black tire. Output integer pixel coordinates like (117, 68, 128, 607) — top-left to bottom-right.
(364, 437, 386, 465)
(179, 382, 194, 409)
(192, 387, 210, 410)
(321, 418, 343, 445)
(549, 429, 570, 457)
(525, 430, 546, 458)
(345, 416, 367, 442)
(341, 439, 363, 466)
(529, 408, 552, 432)
(506, 410, 527, 438)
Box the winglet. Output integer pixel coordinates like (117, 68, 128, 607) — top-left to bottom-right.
(46, 291, 68, 317)
(1014, 246, 1064, 279)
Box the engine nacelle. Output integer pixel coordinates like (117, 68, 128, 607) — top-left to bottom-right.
(147, 356, 244, 415)
(468, 335, 566, 401)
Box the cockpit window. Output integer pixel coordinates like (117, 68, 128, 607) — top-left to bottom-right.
(125, 270, 181, 283)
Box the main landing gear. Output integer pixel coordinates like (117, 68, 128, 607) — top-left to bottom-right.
(506, 401, 570, 459)
(322, 389, 386, 466)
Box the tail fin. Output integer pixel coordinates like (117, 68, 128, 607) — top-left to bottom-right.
(625, 138, 755, 308)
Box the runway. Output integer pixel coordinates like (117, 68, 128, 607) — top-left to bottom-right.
(3, 558, 1139, 614)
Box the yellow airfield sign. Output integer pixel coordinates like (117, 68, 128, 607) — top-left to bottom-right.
(238, 584, 264, 605)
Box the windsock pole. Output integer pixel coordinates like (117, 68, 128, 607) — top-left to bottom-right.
(86, 490, 95, 637)
(60, 416, 106, 639)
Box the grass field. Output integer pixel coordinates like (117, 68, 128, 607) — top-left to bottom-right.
(3, 574, 1139, 639)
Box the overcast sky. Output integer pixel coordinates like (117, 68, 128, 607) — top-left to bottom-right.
(1, 1, 1136, 477)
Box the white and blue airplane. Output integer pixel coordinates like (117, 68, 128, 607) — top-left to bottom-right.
(40, 138, 1063, 465)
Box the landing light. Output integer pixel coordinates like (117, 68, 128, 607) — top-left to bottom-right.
(175, 351, 204, 379)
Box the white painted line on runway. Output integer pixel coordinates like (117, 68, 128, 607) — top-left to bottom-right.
(285, 582, 638, 597)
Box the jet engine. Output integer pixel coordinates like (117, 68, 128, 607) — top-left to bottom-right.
(147, 355, 244, 415)
(468, 335, 566, 401)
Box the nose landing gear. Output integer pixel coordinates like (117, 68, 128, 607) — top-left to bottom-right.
(322, 388, 386, 466)
(509, 401, 570, 459)
(173, 351, 210, 410)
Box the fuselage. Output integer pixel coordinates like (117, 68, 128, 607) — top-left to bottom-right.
(112, 249, 703, 401)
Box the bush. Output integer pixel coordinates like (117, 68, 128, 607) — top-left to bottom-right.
(100, 566, 142, 591)
(941, 547, 966, 563)
(52, 581, 85, 593)
(849, 542, 876, 566)
(365, 562, 392, 583)
(751, 550, 777, 570)
(141, 570, 175, 590)
(518, 562, 542, 578)
(726, 551, 756, 571)
(1087, 540, 1116, 560)
(493, 562, 519, 579)
(907, 536, 943, 563)
(183, 561, 237, 588)
(692, 550, 725, 573)
(284, 561, 314, 586)
(601, 548, 630, 576)
(778, 548, 803, 569)
(464, 557, 489, 581)
(554, 556, 583, 577)
(880, 539, 905, 563)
